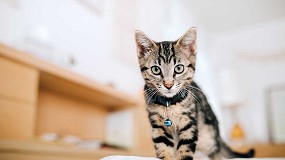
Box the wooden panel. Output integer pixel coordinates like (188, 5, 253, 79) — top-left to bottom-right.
(37, 89, 107, 140)
(254, 144, 285, 157)
(0, 44, 139, 109)
(0, 140, 155, 160)
(132, 99, 155, 155)
(0, 99, 36, 139)
(234, 144, 285, 157)
(0, 56, 38, 102)
(0, 153, 92, 160)
(40, 72, 135, 110)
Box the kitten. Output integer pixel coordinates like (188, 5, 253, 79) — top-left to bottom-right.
(135, 28, 254, 160)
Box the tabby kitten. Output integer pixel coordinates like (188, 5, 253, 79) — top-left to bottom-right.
(135, 28, 254, 160)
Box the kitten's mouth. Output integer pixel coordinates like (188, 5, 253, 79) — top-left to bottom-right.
(161, 90, 177, 98)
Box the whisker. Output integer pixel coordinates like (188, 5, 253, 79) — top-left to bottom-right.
(127, 92, 144, 103)
(178, 90, 185, 99)
(185, 88, 203, 108)
(189, 85, 203, 93)
(147, 90, 157, 105)
(145, 90, 155, 103)
(126, 87, 154, 109)
(145, 92, 154, 103)
(127, 87, 154, 104)
(181, 89, 186, 98)
(144, 88, 153, 96)
(145, 88, 156, 104)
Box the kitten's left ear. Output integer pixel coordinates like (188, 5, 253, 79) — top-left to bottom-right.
(135, 30, 157, 58)
(175, 27, 197, 55)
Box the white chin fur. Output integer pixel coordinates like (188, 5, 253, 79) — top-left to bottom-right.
(162, 91, 177, 98)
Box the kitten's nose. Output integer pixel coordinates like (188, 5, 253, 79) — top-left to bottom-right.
(163, 80, 174, 90)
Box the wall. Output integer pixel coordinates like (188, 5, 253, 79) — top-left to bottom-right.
(208, 18, 285, 143)
(0, 0, 142, 94)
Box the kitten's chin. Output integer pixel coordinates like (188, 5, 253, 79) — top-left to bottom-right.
(162, 91, 177, 98)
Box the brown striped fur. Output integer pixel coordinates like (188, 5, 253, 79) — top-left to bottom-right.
(135, 28, 254, 160)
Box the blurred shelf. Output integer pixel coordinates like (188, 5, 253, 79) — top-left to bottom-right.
(0, 139, 153, 160)
(0, 43, 139, 110)
(0, 43, 152, 157)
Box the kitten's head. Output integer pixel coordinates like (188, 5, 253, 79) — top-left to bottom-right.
(135, 28, 197, 98)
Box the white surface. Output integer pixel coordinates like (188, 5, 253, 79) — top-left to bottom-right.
(101, 156, 159, 160)
(101, 156, 285, 160)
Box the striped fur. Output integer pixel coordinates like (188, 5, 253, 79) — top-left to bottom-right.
(135, 28, 254, 160)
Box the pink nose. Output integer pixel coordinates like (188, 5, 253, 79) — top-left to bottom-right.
(163, 81, 174, 90)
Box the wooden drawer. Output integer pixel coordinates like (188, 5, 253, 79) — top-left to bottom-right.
(37, 89, 107, 140)
(0, 56, 38, 102)
(0, 98, 36, 139)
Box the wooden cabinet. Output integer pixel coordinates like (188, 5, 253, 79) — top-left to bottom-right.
(36, 89, 107, 140)
(0, 56, 38, 139)
(0, 99, 36, 139)
(0, 44, 155, 159)
(0, 56, 38, 102)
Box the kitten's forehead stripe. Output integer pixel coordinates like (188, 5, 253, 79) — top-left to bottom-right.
(157, 45, 162, 65)
(169, 43, 176, 64)
(158, 44, 166, 64)
(158, 42, 176, 64)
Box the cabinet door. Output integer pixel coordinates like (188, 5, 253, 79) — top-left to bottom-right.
(0, 56, 38, 102)
(0, 56, 38, 139)
(0, 99, 36, 139)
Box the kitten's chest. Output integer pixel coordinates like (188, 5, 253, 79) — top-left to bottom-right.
(166, 105, 184, 124)
(159, 103, 194, 130)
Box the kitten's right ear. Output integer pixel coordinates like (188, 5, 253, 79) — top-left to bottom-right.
(175, 27, 197, 56)
(135, 30, 157, 58)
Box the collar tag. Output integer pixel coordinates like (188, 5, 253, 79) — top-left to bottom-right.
(166, 101, 170, 107)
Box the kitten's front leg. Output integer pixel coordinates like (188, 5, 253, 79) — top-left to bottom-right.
(152, 126, 175, 160)
(176, 114, 198, 160)
(150, 115, 174, 160)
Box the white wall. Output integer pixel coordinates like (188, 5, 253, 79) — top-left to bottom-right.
(0, 0, 140, 94)
(0, 0, 187, 95)
(208, 19, 285, 143)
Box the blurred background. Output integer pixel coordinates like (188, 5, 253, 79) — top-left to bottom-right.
(0, 0, 285, 159)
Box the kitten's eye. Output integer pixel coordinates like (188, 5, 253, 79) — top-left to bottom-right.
(151, 66, 161, 75)
(174, 64, 184, 74)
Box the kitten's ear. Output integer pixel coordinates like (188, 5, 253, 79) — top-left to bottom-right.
(175, 27, 197, 55)
(135, 30, 157, 58)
